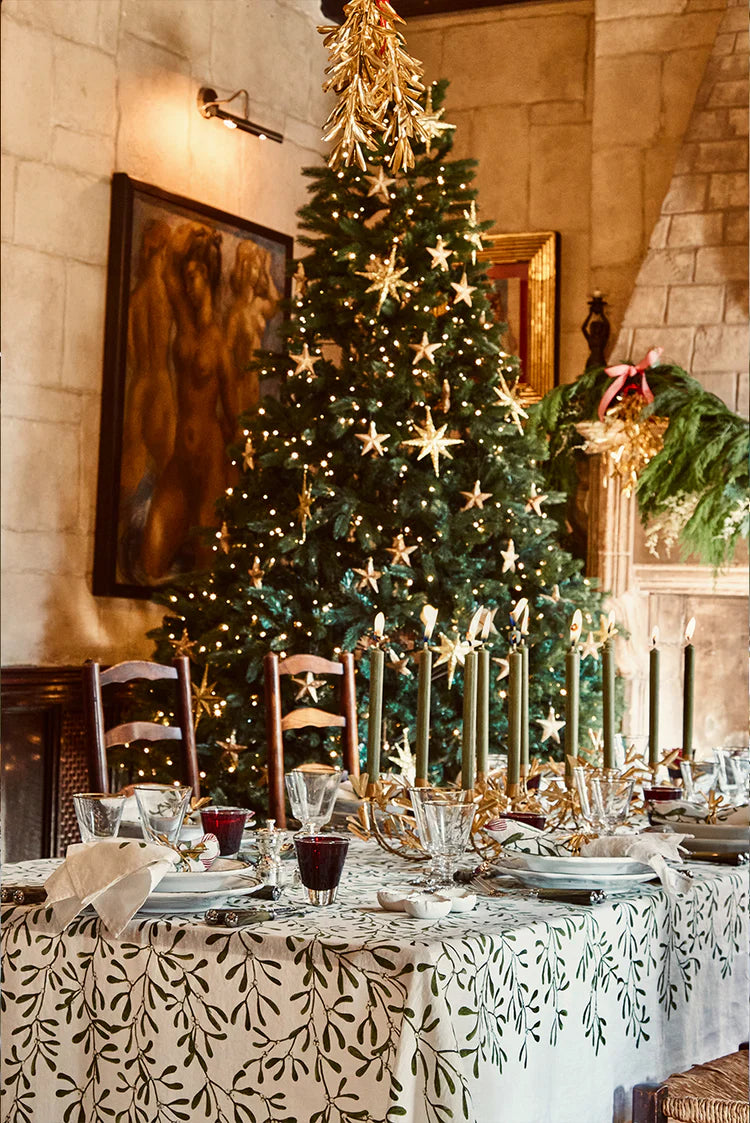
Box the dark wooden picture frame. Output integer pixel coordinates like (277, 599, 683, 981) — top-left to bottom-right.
(479, 231, 560, 401)
(93, 174, 293, 599)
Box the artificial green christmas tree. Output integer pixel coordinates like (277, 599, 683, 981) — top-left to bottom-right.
(148, 81, 608, 811)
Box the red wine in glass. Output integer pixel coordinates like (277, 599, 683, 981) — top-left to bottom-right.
(200, 808, 252, 857)
(294, 835, 349, 905)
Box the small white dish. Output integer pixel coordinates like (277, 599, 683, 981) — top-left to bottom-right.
(402, 895, 452, 920)
(435, 887, 477, 912)
(377, 889, 412, 911)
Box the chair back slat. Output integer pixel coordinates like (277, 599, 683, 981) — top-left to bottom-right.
(104, 722, 182, 748)
(263, 650, 359, 827)
(277, 654, 344, 677)
(280, 709, 347, 732)
(82, 656, 199, 797)
(100, 661, 179, 685)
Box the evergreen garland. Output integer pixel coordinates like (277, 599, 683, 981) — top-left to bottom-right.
(530, 362, 749, 570)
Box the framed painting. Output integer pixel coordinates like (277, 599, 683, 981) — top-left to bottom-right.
(92, 173, 293, 598)
(478, 231, 560, 401)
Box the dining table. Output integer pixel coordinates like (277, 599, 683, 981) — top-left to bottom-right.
(1, 840, 747, 1123)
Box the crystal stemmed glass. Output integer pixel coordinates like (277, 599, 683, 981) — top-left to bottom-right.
(284, 769, 342, 834)
(573, 769, 633, 834)
(408, 788, 475, 887)
(590, 777, 635, 835)
(679, 759, 717, 801)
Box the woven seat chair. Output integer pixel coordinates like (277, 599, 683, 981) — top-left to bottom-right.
(634, 1049, 749, 1123)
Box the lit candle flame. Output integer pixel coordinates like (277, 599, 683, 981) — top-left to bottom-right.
(520, 604, 530, 636)
(607, 610, 616, 636)
(373, 612, 385, 638)
(510, 597, 528, 627)
(685, 617, 696, 643)
(467, 607, 484, 643)
(480, 607, 493, 642)
(420, 604, 438, 640)
(570, 609, 582, 645)
(651, 626, 659, 647)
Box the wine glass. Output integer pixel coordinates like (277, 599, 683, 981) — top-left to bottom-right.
(284, 769, 342, 834)
(409, 788, 475, 887)
(590, 777, 634, 834)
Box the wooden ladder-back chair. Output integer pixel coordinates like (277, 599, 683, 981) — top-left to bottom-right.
(82, 656, 200, 797)
(264, 652, 359, 828)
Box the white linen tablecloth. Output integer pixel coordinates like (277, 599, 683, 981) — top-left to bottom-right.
(1, 842, 747, 1123)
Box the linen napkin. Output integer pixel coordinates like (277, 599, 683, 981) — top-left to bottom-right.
(486, 818, 691, 891)
(648, 800, 750, 827)
(44, 838, 180, 936)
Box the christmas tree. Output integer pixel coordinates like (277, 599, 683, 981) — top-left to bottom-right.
(146, 80, 608, 810)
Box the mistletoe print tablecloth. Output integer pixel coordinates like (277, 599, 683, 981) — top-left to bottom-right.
(1, 844, 747, 1123)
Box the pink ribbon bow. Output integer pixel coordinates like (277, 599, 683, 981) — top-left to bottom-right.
(598, 346, 663, 421)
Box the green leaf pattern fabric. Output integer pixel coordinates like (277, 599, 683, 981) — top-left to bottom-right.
(2, 847, 747, 1123)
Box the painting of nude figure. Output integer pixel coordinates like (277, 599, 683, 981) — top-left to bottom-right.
(93, 174, 292, 598)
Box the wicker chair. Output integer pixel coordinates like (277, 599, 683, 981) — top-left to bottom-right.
(633, 1049, 749, 1123)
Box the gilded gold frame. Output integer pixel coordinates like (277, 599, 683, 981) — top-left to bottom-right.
(478, 231, 559, 401)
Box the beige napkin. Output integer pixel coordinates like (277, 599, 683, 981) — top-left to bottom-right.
(45, 838, 180, 936)
(649, 800, 750, 826)
(581, 833, 691, 892)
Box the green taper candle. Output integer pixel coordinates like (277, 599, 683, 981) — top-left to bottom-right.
(682, 618, 696, 760)
(564, 647, 580, 787)
(520, 642, 530, 777)
(508, 649, 523, 795)
(649, 628, 660, 769)
(366, 646, 385, 787)
(462, 650, 478, 789)
(415, 648, 432, 785)
(476, 647, 490, 778)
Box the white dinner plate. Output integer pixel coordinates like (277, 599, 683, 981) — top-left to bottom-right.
(502, 853, 653, 877)
(493, 865, 656, 891)
(157, 859, 259, 894)
(137, 883, 264, 915)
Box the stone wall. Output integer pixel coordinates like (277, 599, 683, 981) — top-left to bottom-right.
(407, 0, 726, 381)
(1, 0, 330, 666)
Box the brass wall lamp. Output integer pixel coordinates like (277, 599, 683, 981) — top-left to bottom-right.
(197, 87, 283, 143)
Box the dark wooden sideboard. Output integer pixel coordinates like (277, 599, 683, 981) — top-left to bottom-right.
(1, 666, 90, 861)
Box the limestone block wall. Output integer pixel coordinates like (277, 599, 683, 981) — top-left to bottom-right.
(407, 0, 724, 382)
(1, 0, 330, 667)
(614, 0, 748, 415)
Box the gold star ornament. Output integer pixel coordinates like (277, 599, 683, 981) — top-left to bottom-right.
(385, 533, 418, 567)
(356, 420, 390, 457)
(409, 332, 442, 366)
(365, 165, 396, 205)
(242, 437, 256, 470)
(450, 271, 477, 308)
(493, 374, 528, 434)
(525, 483, 548, 516)
(192, 665, 218, 732)
(537, 707, 566, 745)
(247, 557, 264, 588)
(355, 242, 409, 315)
(432, 631, 471, 688)
(401, 406, 464, 477)
(171, 628, 197, 659)
(353, 557, 382, 593)
(291, 671, 326, 704)
(460, 480, 492, 511)
(426, 234, 453, 272)
(289, 343, 321, 376)
(295, 467, 313, 542)
(500, 538, 520, 574)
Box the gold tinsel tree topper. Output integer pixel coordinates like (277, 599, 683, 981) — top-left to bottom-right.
(318, 0, 431, 172)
